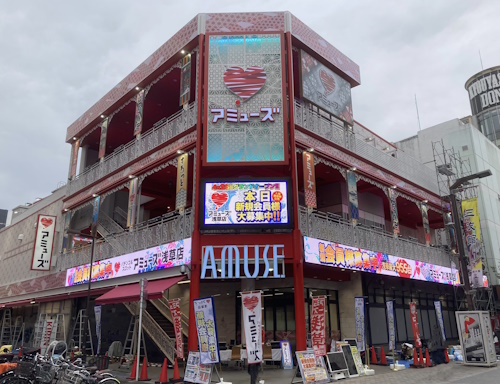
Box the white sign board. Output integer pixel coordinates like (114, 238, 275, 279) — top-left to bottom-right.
(31, 215, 57, 271)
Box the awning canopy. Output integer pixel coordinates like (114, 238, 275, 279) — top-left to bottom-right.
(95, 275, 185, 305)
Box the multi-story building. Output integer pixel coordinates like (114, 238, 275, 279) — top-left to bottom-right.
(0, 209, 7, 229)
(0, 12, 461, 360)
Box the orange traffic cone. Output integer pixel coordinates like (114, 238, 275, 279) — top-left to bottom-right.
(370, 346, 378, 365)
(171, 358, 182, 383)
(425, 348, 432, 367)
(379, 346, 388, 365)
(444, 349, 450, 363)
(155, 358, 168, 384)
(418, 348, 424, 368)
(411, 347, 419, 368)
(128, 355, 138, 380)
(139, 356, 150, 381)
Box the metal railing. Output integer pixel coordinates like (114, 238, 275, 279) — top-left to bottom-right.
(294, 100, 439, 194)
(299, 206, 456, 267)
(150, 297, 189, 337)
(67, 102, 197, 196)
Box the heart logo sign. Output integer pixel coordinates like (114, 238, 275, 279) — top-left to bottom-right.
(211, 193, 228, 209)
(243, 295, 259, 312)
(114, 262, 120, 273)
(223, 66, 266, 100)
(319, 69, 336, 96)
(40, 217, 53, 228)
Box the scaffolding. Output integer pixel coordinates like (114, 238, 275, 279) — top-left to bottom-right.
(432, 140, 496, 314)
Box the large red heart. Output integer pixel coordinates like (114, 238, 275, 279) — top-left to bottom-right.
(40, 217, 53, 228)
(223, 66, 266, 100)
(211, 193, 228, 209)
(114, 262, 120, 273)
(319, 69, 336, 96)
(243, 296, 259, 312)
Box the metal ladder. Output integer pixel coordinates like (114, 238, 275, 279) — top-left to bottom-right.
(31, 313, 47, 348)
(0, 309, 12, 345)
(119, 315, 147, 368)
(70, 310, 94, 356)
(11, 316, 24, 348)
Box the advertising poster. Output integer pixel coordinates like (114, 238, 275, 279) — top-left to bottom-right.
(457, 312, 485, 364)
(461, 198, 483, 288)
(66, 238, 191, 286)
(280, 341, 293, 369)
(241, 291, 263, 364)
(304, 236, 459, 285)
(184, 351, 211, 384)
(175, 153, 188, 211)
(354, 297, 365, 352)
(434, 300, 446, 341)
(301, 49, 353, 124)
(31, 214, 57, 271)
(179, 54, 191, 106)
(193, 297, 220, 365)
(311, 297, 327, 357)
(205, 34, 285, 164)
(127, 177, 138, 228)
(302, 151, 317, 208)
(386, 300, 396, 351)
(347, 170, 359, 225)
(388, 188, 399, 236)
(480, 312, 497, 363)
(98, 118, 108, 159)
(421, 203, 431, 246)
(350, 346, 365, 376)
(40, 317, 58, 355)
(70, 139, 80, 178)
(168, 299, 184, 359)
(295, 350, 330, 384)
(409, 302, 422, 348)
(94, 305, 102, 354)
(134, 89, 145, 136)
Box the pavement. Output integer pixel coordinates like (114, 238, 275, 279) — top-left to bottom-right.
(109, 360, 500, 384)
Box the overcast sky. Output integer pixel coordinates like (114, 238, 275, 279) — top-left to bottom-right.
(1, 0, 499, 212)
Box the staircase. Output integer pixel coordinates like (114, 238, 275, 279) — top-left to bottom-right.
(113, 206, 128, 228)
(97, 212, 126, 255)
(150, 297, 189, 337)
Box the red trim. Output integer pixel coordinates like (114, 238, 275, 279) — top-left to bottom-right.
(30, 214, 57, 272)
(35, 287, 113, 303)
(0, 299, 32, 308)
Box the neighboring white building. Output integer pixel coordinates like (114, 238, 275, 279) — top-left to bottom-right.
(395, 118, 500, 287)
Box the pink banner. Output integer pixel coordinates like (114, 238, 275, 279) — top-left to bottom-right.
(311, 296, 327, 357)
(169, 299, 184, 359)
(409, 302, 422, 348)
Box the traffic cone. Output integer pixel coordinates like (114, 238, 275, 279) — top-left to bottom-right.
(370, 346, 378, 365)
(128, 355, 138, 380)
(444, 349, 450, 363)
(379, 346, 388, 366)
(139, 356, 150, 381)
(155, 358, 168, 384)
(425, 348, 432, 367)
(170, 358, 182, 383)
(418, 348, 424, 367)
(411, 348, 419, 368)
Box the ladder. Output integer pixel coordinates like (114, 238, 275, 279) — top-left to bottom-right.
(11, 316, 24, 348)
(0, 309, 12, 345)
(12, 323, 25, 350)
(31, 313, 47, 348)
(119, 315, 147, 368)
(70, 310, 94, 356)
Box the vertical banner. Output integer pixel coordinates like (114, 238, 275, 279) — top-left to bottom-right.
(70, 139, 80, 178)
(193, 297, 220, 365)
(127, 177, 138, 228)
(461, 198, 483, 288)
(280, 341, 293, 369)
(41, 317, 58, 355)
(386, 300, 396, 351)
(388, 188, 399, 237)
(98, 118, 108, 159)
(311, 296, 327, 357)
(180, 54, 192, 106)
(302, 151, 317, 208)
(62, 212, 71, 252)
(354, 297, 365, 352)
(168, 299, 184, 360)
(175, 153, 188, 211)
(421, 203, 431, 246)
(95, 305, 102, 354)
(134, 89, 145, 136)
(91, 196, 100, 237)
(409, 302, 422, 348)
(434, 301, 446, 341)
(347, 170, 359, 225)
(241, 291, 263, 364)
(31, 214, 57, 271)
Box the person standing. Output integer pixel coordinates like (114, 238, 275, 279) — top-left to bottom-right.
(248, 362, 260, 384)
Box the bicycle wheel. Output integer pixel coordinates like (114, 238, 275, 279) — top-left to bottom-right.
(97, 377, 120, 384)
(0, 376, 31, 384)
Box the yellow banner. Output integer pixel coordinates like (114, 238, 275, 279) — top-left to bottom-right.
(461, 197, 483, 287)
(176, 153, 188, 210)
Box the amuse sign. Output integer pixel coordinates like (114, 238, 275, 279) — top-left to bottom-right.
(201, 244, 286, 279)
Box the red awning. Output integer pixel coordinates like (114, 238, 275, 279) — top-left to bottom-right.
(95, 275, 185, 305)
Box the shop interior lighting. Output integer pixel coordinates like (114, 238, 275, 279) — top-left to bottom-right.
(275, 292, 284, 296)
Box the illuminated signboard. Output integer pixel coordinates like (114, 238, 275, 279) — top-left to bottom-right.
(65, 238, 191, 287)
(304, 236, 459, 285)
(200, 179, 292, 230)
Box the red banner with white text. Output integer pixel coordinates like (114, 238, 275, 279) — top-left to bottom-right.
(409, 302, 422, 348)
(168, 299, 184, 359)
(311, 296, 327, 357)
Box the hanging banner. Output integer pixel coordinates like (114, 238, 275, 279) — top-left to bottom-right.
(40, 317, 58, 355)
(434, 300, 446, 341)
(386, 300, 396, 351)
(347, 170, 359, 225)
(175, 153, 188, 211)
(409, 302, 422, 348)
(31, 214, 57, 271)
(94, 305, 102, 354)
(461, 198, 483, 288)
(302, 151, 317, 208)
(134, 89, 145, 136)
(62, 212, 71, 253)
(280, 340, 293, 369)
(180, 54, 191, 106)
(91, 195, 100, 237)
(184, 351, 212, 384)
(127, 177, 138, 228)
(421, 203, 431, 246)
(295, 350, 330, 384)
(311, 296, 327, 357)
(388, 188, 399, 236)
(98, 118, 108, 159)
(168, 299, 184, 359)
(70, 139, 80, 178)
(193, 297, 220, 365)
(241, 291, 263, 364)
(354, 297, 365, 352)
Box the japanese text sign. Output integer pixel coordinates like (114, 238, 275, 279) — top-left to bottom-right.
(31, 214, 57, 271)
(193, 297, 220, 364)
(176, 153, 188, 211)
(302, 151, 317, 208)
(241, 291, 263, 364)
(169, 299, 184, 359)
(354, 297, 365, 352)
(409, 302, 422, 348)
(386, 300, 396, 351)
(311, 296, 327, 357)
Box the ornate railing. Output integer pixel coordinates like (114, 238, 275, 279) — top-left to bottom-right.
(57, 209, 193, 271)
(294, 100, 439, 194)
(299, 206, 456, 267)
(67, 102, 197, 196)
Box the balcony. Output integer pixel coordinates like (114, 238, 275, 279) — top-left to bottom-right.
(67, 103, 197, 196)
(299, 206, 455, 267)
(293, 100, 439, 194)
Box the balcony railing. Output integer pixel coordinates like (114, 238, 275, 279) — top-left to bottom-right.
(299, 206, 455, 267)
(294, 100, 439, 194)
(67, 102, 197, 196)
(57, 209, 193, 271)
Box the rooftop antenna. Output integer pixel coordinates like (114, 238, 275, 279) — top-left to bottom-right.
(415, 94, 422, 131)
(478, 50, 484, 70)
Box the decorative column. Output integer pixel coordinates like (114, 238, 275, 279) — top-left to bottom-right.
(388, 187, 400, 237)
(347, 170, 359, 226)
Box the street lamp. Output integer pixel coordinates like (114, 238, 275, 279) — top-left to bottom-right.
(448, 170, 492, 309)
